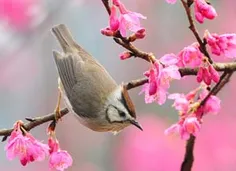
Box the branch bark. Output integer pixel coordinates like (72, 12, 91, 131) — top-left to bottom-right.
(181, 71, 234, 171)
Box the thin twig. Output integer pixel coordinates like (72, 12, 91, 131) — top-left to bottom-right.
(180, 0, 212, 63)
(0, 108, 69, 141)
(101, 1, 155, 63)
(101, 0, 111, 15)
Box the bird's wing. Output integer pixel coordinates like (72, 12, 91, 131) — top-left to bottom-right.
(53, 51, 117, 118)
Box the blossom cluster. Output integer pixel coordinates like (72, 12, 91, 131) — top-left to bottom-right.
(4, 121, 72, 170)
(101, 0, 146, 38)
(166, 0, 217, 23)
(100, 0, 236, 140)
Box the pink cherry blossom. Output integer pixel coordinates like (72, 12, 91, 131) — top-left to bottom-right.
(204, 30, 236, 58)
(199, 89, 221, 115)
(168, 93, 190, 113)
(168, 89, 198, 114)
(109, 5, 119, 31)
(101, 5, 119, 37)
(196, 64, 219, 85)
(160, 53, 179, 66)
(5, 121, 49, 166)
(183, 117, 201, 136)
(165, 0, 177, 4)
(140, 62, 167, 105)
(135, 28, 146, 39)
(48, 137, 73, 171)
(120, 51, 132, 60)
(140, 58, 181, 105)
(113, 0, 146, 37)
(100, 27, 114, 37)
(165, 116, 201, 140)
(177, 43, 203, 68)
(164, 121, 190, 140)
(194, 0, 217, 23)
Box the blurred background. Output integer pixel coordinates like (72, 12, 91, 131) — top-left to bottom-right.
(0, 0, 236, 170)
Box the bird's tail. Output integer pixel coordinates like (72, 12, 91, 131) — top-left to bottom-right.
(51, 24, 77, 53)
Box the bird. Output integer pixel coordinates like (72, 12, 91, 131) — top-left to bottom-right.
(51, 24, 142, 134)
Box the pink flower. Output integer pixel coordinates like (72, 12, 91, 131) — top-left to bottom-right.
(140, 58, 181, 105)
(160, 53, 179, 66)
(204, 30, 236, 58)
(140, 62, 167, 105)
(196, 64, 219, 85)
(113, 0, 146, 37)
(168, 93, 190, 113)
(5, 121, 49, 166)
(109, 5, 119, 31)
(165, 0, 177, 4)
(165, 117, 201, 140)
(194, 0, 217, 23)
(101, 27, 114, 37)
(48, 137, 73, 171)
(199, 90, 221, 115)
(120, 51, 132, 60)
(101, 5, 119, 37)
(177, 43, 203, 68)
(168, 89, 197, 114)
(134, 28, 146, 39)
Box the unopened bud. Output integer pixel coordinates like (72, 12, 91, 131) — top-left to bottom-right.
(135, 28, 146, 39)
(101, 27, 114, 37)
(120, 51, 132, 60)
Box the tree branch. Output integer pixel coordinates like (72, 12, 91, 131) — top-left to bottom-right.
(1, 61, 235, 142)
(181, 71, 234, 171)
(180, 0, 212, 63)
(101, 1, 155, 63)
(0, 108, 69, 141)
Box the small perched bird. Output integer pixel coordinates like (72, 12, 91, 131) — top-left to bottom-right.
(52, 24, 142, 133)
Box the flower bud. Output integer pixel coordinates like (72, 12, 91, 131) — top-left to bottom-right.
(120, 51, 132, 60)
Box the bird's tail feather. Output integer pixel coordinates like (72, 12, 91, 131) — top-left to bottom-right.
(51, 24, 77, 53)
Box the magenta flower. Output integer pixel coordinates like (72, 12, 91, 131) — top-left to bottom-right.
(165, 116, 201, 140)
(101, 5, 119, 37)
(204, 30, 236, 58)
(194, 0, 217, 23)
(177, 43, 203, 68)
(5, 121, 49, 166)
(140, 62, 167, 105)
(197, 64, 220, 85)
(48, 137, 73, 171)
(113, 0, 146, 37)
(120, 51, 132, 60)
(109, 5, 119, 31)
(134, 28, 146, 39)
(199, 89, 221, 115)
(168, 93, 190, 114)
(140, 57, 181, 105)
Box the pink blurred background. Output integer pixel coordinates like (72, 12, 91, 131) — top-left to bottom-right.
(0, 0, 236, 170)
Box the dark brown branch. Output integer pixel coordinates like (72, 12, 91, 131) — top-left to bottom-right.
(180, 0, 212, 63)
(181, 135, 195, 171)
(0, 108, 69, 141)
(101, 0, 111, 15)
(2, 62, 235, 141)
(181, 71, 234, 171)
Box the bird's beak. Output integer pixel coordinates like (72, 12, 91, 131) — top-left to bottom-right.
(130, 120, 143, 131)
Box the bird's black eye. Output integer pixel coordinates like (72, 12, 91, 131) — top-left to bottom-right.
(119, 111, 126, 117)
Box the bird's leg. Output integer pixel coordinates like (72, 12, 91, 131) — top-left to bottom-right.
(54, 79, 63, 121)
